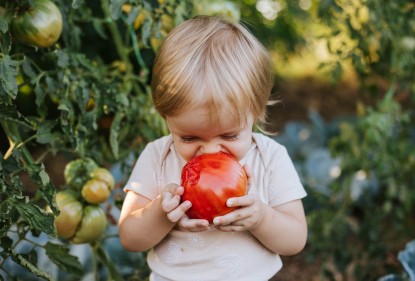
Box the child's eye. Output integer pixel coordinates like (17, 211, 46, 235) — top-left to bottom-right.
(181, 137, 198, 143)
(221, 134, 239, 141)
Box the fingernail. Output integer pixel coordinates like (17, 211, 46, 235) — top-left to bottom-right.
(185, 201, 192, 208)
(227, 199, 233, 207)
(213, 218, 220, 225)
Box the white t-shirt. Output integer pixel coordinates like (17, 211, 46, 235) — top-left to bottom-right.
(124, 133, 307, 281)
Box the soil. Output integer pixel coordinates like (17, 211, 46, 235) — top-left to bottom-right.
(270, 251, 321, 281)
(266, 75, 361, 132)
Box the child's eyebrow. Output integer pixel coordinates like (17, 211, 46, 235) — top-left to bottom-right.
(220, 130, 239, 135)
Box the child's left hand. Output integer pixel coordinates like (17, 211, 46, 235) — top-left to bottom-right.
(176, 216, 210, 232)
(212, 193, 265, 232)
(212, 165, 266, 232)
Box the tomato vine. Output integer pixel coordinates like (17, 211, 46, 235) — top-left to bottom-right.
(0, 0, 192, 279)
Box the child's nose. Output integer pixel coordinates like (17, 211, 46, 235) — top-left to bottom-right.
(200, 142, 221, 154)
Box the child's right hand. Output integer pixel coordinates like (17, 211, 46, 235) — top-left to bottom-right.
(161, 183, 210, 232)
(161, 183, 191, 223)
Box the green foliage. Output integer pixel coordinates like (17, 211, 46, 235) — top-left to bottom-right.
(317, 0, 415, 84)
(304, 0, 415, 279)
(0, 0, 191, 279)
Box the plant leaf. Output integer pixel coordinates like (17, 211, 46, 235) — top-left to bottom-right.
(44, 242, 83, 276)
(36, 120, 57, 144)
(0, 16, 8, 33)
(14, 202, 57, 238)
(26, 163, 59, 214)
(0, 103, 33, 128)
(110, 112, 124, 159)
(110, 0, 124, 20)
(10, 249, 54, 281)
(0, 55, 20, 99)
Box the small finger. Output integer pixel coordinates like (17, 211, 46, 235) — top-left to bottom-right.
(166, 200, 192, 222)
(162, 194, 180, 212)
(164, 183, 180, 194)
(215, 224, 244, 232)
(213, 209, 247, 226)
(175, 186, 184, 196)
(226, 194, 254, 208)
(180, 217, 209, 229)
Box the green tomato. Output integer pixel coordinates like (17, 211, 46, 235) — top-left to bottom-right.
(12, 0, 63, 48)
(64, 158, 99, 189)
(55, 190, 83, 240)
(81, 179, 111, 204)
(72, 205, 107, 244)
(90, 167, 115, 190)
(16, 74, 33, 95)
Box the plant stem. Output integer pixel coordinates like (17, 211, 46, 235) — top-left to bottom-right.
(1, 120, 34, 165)
(90, 243, 99, 281)
(101, 0, 132, 72)
(96, 243, 124, 281)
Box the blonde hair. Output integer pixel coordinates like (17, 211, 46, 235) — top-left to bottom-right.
(151, 16, 274, 127)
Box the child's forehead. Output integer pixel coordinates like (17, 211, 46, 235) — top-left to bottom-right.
(167, 105, 247, 132)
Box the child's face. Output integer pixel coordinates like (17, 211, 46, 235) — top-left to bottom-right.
(166, 106, 254, 162)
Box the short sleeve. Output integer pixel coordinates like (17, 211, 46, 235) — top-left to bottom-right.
(266, 144, 306, 207)
(123, 143, 160, 200)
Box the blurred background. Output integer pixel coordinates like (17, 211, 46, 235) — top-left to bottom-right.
(0, 0, 414, 280)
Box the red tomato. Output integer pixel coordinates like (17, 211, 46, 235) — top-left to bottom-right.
(181, 152, 248, 223)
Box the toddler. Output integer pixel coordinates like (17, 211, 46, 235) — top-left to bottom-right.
(119, 15, 307, 281)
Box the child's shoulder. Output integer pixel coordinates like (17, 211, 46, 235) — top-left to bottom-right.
(147, 135, 173, 149)
(252, 133, 290, 165)
(141, 135, 174, 161)
(253, 132, 286, 152)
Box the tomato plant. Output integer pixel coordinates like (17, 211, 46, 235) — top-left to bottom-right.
(55, 190, 107, 244)
(181, 152, 248, 223)
(11, 0, 63, 48)
(0, 0, 193, 278)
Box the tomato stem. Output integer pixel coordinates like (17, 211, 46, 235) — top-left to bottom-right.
(1, 120, 34, 166)
(101, 0, 133, 75)
(90, 242, 99, 281)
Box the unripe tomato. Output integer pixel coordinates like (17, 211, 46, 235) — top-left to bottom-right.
(90, 167, 115, 190)
(72, 205, 107, 244)
(55, 188, 108, 243)
(16, 75, 33, 95)
(55, 190, 83, 240)
(81, 179, 111, 204)
(64, 158, 99, 190)
(12, 0, 63, 48)
(181, 152, 248, 223)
